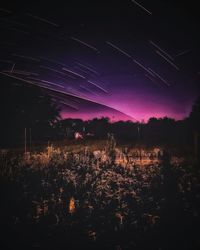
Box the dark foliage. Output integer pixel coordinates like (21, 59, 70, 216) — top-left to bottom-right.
(0, 75, 60, 147)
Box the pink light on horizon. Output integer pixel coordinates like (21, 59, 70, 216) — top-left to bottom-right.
(60, 109, 189, 123)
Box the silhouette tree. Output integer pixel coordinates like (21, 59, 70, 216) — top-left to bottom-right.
(87, 117, 110, 138)
(189, 96, 200, 130)
(0, 75, 60, 147)
(189, 96, 200, 161)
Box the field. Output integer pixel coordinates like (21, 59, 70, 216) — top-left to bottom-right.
(0, 140, 199, 249)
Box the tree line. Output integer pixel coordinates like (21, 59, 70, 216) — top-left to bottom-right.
(1, 75, 199, 152)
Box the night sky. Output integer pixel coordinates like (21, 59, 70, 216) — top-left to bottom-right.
(0, 0, 199, 122)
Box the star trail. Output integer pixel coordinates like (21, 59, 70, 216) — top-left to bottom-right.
(0, 0, 199, 121)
